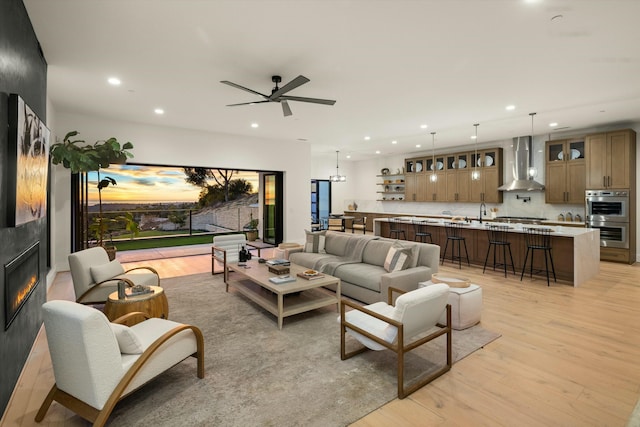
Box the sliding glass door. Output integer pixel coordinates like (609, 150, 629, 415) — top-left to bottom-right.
(262, 172, 283, 245)
(311, 179, 331, 228)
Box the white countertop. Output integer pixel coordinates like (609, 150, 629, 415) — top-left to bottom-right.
(373, 216, 596, 238)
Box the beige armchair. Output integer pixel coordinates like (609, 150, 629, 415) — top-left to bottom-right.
(68, 247, 159, 304)
(36, 300, 204, 427)
(340, 284, 452, 398)
(212, 233, 246, 282)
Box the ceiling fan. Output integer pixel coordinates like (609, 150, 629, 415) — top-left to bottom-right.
(220, 75, 336, 117)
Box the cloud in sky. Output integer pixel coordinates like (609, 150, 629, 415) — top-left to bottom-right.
(88, 165, 259, 203)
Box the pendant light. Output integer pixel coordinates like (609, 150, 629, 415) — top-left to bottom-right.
(329, 150, 346, 182)
(430, 132, 437, 182)
(471, 123, 480, 180)
(528, 112, 538, 179)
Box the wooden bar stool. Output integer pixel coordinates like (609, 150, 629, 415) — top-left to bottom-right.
(520, 227, 556, 286)
(483, 224, 516, 277)
(441, 222, 469, 269)
(388, 217, 406, 240)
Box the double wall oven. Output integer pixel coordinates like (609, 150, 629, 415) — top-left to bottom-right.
(585, 190, 629, 249)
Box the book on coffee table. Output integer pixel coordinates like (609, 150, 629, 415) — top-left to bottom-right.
(268, 275, 296, 284)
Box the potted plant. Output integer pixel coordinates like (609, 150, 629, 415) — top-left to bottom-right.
(50, 131, 134, 258)
(245, 213, 259, 241)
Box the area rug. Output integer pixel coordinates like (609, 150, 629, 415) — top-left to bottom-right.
(107, 272, 500, 426)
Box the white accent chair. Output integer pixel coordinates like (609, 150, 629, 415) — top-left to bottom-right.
(340, 283, 452, 399)
(211, 233, 246, 283)
(35, 300, 204, 427)
(69, 247, 160, 304)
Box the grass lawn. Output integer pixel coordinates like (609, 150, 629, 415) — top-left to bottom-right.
(112, 234, 213, 251)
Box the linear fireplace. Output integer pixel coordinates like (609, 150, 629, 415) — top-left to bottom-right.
(4, 242, 40, 330)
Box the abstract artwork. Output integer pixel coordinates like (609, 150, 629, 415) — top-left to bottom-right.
(8, 95, 50, 226)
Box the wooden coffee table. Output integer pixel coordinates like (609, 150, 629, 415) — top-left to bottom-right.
(226, 259, 341, 329)
(104, 286, 169, 326)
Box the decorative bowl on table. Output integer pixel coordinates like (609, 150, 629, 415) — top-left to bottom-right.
(303, 269, 319, 276)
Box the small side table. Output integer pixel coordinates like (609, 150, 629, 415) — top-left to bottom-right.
(419, 280, 482, 330)
(104, 286, 169, 326)
(246, 240, 275, 257)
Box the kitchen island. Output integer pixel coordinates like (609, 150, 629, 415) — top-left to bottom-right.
(373, 216, 600, 287)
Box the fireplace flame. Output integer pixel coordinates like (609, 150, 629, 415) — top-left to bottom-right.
(12, 275, 37, 312)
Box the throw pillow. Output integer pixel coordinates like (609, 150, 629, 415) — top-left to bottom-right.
(384, 242, 412, 273)
(110, 323, 144, 354)
(90, 259, 125, 283)
(304, 230, 327, 254)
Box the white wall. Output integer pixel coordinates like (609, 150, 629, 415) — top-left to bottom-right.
(49, 111, 311, 270)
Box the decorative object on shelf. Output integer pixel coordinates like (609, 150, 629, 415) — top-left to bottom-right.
(430, 132, 438, 182)
(565, 212, 573, 221)
(381, 168, 389, 175)
(353, 201, 358, 211)
(472, 123, 480, 180)
(330, 150, 346, 182)
(490, 207, 498, 219)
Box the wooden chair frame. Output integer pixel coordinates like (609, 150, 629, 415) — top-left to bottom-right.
(35, 312, 205, 427)
(211, 245, 230, 282)
(340, 287, 452, 399)
(351, 216, 367, 234)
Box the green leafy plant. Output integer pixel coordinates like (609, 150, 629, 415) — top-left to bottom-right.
(50, 131, 134, 247)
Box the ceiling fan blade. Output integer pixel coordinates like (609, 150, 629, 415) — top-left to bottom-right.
(281, 100, 292, 117)
(270, 75, 310, 99)
(279, 95, 336, 105)
(220, 80, 269, 98)
(226, 100, 271, 107)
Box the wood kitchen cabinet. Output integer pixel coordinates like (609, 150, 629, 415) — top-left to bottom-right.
(425, 155, 446, 201)
(545, 139, 586, 204)
(470, 148, 503, 203)
(585, 129, 636, 189)
(445, 152, 471, 202)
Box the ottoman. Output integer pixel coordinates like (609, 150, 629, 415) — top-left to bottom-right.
(419, 280, 482, 330)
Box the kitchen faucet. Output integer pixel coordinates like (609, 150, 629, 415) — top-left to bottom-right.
(479, 202, 487, 224)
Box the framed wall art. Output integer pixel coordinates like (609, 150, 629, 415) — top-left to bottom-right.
(7, 94, 50, 227)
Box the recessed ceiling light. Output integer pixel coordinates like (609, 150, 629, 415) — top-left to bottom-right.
(549, 122, 558, 127)
(391, 140, 397, 144)
(154, 108, 164, 115)
(346, 154, 351, 159)
(470, 135, 477, 139)
(415, 144, 421, 148)
(251, 123, 259, 128)
(107, 77, 121, 86)
(506, 105, 516, 111)
(375, 150, 381, 154)
(364, 136, 371, 141)
(420, 124, 428, 129)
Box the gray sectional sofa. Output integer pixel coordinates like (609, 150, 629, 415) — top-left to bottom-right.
(289, 231, 440, 304)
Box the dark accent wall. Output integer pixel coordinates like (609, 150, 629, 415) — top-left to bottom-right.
(0, 0, 48, 417)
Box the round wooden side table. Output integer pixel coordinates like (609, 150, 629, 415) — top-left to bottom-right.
(104, 285, 169, 325)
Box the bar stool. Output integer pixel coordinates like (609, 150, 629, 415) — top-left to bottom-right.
(520, 227, 556, 286)
(388, 217, 406, 240)
(441, 222, 470, 269)
(412, 219, 433, 243)
(483, 224, 515, 277)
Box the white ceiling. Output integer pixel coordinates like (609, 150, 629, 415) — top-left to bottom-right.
(23, 0, 640, 161)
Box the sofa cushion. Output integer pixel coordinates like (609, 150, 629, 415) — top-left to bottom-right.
(362, 239, 394, 267)
(333, 263, 385, 292)
(384, 242, 412, 272)
(323, 232, 354, 257)
(304, 230, 327, 253)
(90, 260, 125, 283)
(110, 323, 144, 354)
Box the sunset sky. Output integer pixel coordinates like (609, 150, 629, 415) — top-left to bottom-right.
(87, 165, 259, 204)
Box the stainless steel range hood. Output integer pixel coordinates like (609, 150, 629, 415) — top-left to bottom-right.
(497, 136, 545, 192)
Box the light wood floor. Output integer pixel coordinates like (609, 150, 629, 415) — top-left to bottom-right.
(2, 251, 640, 426)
